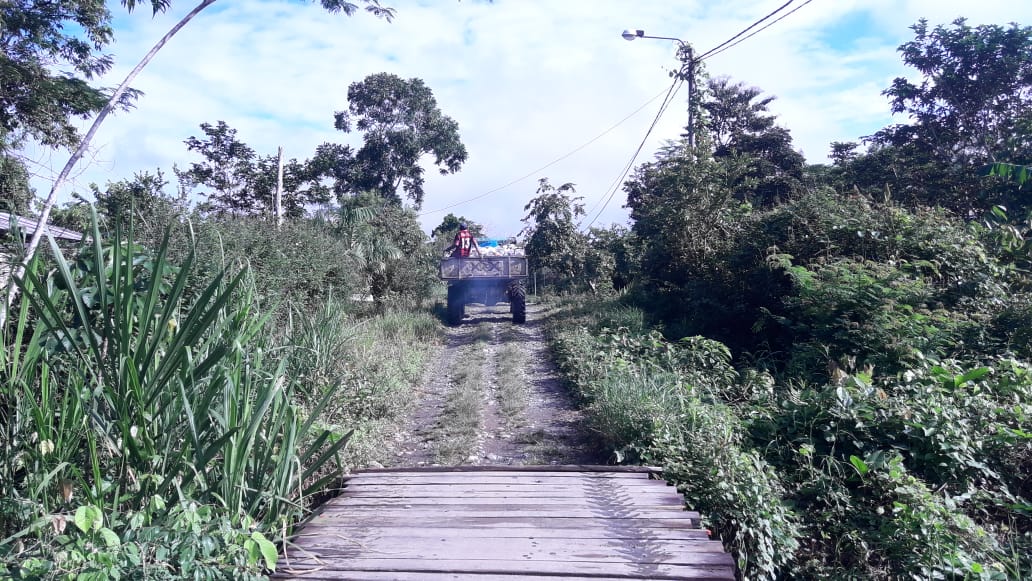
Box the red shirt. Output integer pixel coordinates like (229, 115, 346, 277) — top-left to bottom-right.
(454, 230, 475, 257)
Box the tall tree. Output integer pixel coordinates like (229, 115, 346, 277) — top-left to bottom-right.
(702, 77, 805, 207)
(0, 0, 137, 150)
(864, 18, 1032, 213)
(329, 73, 467, 208)
(179, 121, 328, 216)
(520, 178, 586, 292)
(179, 121, 257, 214)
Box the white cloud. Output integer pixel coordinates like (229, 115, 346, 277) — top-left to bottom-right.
(28, 0, 1032, 236)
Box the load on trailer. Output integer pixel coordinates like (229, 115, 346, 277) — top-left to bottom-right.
(439, 254, 528, 325)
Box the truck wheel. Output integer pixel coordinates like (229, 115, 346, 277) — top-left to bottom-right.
(447, 285, 465, 325)
(510, 283, 526, 324)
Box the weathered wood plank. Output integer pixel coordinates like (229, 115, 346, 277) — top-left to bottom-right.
(290, 525, 711, 541)
(344, 471, 665, 483)
(331, 496, 684, 507)
(276, 553, 734, 577)
(281, 467, 734, 580)
(275, 572, 730, 581)
(353, 465, 663, 474)
(315, 506, 696, 520)
(277, 556, 733, 578)
(338, 488, 674, 500)
(288, 535, 726, 559)
(305, 515, 701, 529)
(337, 484, 671, 497)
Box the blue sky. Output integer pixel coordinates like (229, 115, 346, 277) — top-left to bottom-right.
(24, 0, 1032, 237)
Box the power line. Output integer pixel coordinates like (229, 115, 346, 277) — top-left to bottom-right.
(581, 77, 684, 231)
(417, 86, 674, 218)
(695, 0, 794, 61)
(700, 0, 815, 62)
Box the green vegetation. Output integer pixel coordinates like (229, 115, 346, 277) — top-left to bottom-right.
(3, 2, 1032, 579)
(433, 327, 489, 464)
(534, 16, 1032, 580)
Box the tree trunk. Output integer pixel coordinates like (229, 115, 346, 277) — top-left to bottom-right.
(1, 0, 219, 329)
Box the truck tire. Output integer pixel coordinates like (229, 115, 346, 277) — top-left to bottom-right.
(510, 283, 526, 324)
(447, 285, 465, 325)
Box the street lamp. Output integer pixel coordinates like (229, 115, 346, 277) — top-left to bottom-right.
(621, 29, 699, 149)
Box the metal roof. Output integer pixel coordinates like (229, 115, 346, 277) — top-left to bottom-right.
(0, 211, 83, 242)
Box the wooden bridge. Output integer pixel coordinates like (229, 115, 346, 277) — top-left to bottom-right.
(277, 465, 735, 580)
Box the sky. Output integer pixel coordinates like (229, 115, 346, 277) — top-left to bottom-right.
(22, 0, 1032, 237)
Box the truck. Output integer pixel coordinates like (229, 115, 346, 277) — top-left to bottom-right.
(439, 255, 528, 325)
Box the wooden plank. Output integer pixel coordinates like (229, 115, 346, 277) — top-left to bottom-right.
(331, 496, 684, 507)
(290, 525, 711, 541)
(346, 468, 660, 476)
(342, 478, 672, 488)
(337, 484, 670, 497)
(289, 536, 726, 559)
(275, 572, 732, 581)
(304, 515, 701, 529)
(338, 491, 676, 499)
(276, 556, 733, 577)
(315, 506, 695, 519)
(353, 465, 663, 474)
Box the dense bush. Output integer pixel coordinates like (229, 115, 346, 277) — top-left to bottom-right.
(0, 217, 352, 577)
(545, 296, 1031, 579)
(546, 302, 798, 580)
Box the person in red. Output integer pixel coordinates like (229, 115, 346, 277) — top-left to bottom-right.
(446, 223, 481, 258)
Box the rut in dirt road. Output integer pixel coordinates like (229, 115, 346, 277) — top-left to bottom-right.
(389, 302, 602, 467)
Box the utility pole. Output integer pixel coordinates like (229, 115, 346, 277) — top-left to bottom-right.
(275, 146, 284, 230)
(679, 45, 697, 149)
(622, 29, 699, 149)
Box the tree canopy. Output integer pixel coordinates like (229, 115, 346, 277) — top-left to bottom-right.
(328, 73, 467, 208)
(0, 0, 139, 150)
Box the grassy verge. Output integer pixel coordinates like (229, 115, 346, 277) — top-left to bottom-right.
(289, 300, 444, 468)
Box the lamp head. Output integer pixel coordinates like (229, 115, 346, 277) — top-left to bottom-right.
(622, 29, 644, 41)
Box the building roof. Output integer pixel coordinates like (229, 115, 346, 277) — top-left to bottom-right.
(0, 211, 83, 242)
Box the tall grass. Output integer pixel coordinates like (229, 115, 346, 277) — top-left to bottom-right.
(286, 298, 443, 466)
(0, 212, 350, 576)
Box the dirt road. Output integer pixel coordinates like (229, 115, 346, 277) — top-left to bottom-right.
(388, 302, 602, 467)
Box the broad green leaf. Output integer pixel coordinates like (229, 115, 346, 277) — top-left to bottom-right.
(99, 527, 120, 547)
(251, 531, 278, 571)
(849, 455, 869, 475)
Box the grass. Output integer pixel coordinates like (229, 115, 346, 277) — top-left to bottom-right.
(495, 342, 528, 422)
(432, 327, 490, 465)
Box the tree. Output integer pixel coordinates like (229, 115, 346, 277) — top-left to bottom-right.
(702, 77, 805, 207)
(333, 191, 433, 308)
(179, 121, 328, 217)
(329, 73, 467, 208)
(0, 154, 34, 215)
(865, 18, 1032, 213)
(430, 213, 484, 252)
(179, 121, 257, 213)
(0, 0, 138, 150)
(587, 225, 640, 291)
(1, 0, 395, 328)
(520, 178, 586, 293)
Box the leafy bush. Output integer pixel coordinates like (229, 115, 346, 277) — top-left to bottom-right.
(0, 213, 350, 576)
(548, 307, 798, 580)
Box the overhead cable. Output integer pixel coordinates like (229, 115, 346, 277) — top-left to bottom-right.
(700, 0, 815, 61)
(417, 86, 674, 217)
(695, 0, 794, 61)
(581, 77, 684, 231)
